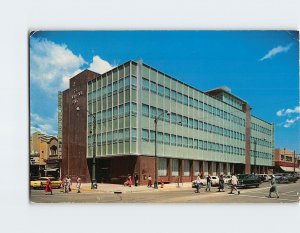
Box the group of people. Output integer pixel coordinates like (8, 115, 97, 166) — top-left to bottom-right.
(44, 175, 81, 195)
(194, 173, 279, 198)
(124, 173, 139, 187)
(194, 173, 241, 194)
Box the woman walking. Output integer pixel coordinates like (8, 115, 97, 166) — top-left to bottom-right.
(45, 178, 53, 195)
(268, 175, 279, 198)
(218, 174, 225, 192)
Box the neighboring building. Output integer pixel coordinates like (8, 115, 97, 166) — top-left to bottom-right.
(273, 148, 300, 173)
(30, 132, 60, 178)
(61, 60, 274, 184)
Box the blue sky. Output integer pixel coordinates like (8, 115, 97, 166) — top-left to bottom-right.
(29, 31, 299, 153)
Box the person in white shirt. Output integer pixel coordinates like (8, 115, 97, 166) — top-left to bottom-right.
(195, 173, 201, 193)
(229, 174, 240, 195)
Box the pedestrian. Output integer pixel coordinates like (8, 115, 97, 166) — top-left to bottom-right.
(206, 174, 211, 192)
(134, 173, 139, 186)
(195, 173, 201, 193)
(67, 176, 72, 192)
(45, 177, 53, 195)
(229, 173, 240, 195)
(268, 175, 279, 198)
(124, 175, 133, 187)
(63, 175, 68, 193)
(76, 176, 81, 193)
(218, 174, 225, 192)
(147, 175, 152, 188)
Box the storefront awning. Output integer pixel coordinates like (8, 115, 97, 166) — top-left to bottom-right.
(280, 166, 300, 173)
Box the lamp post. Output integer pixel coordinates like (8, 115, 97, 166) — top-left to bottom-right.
(154, 110, 170, 189)
(76, 106, 97, 189)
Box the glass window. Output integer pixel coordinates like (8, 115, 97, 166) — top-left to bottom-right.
(142, 129, 149, 141)
(177, 136, 182, 146)
(193, 119, 198, 129)
(172, 159, 179, 176)
(183, 137, 188, 147)
(124, 103, 130, 116)
(131, 102, 137, 115)
(198, 121, 203, 130)
(157, 132, 163, 143)
(199, 101, 203, 110)
(124, 128, 130, 141)
(113, 106, 118, 119)
(113, 130, 118, 143)
(158, 84, 164, 96)
(171, 134, 176, 146)
(171, 113, 177, 124)
(118, 129, 123, 142)
(171, 90, 177, 101)
(142, 78, 149, 90)
(107, 84, 112, 96)
(199, 140, 203, 149)
(101, 133, 106, 145)
(150, 106, 157, 118)
(189, 97, 193, 107)
(107, 132, 112, 144)
(184, 160, 190, 176)
(194, 99, 199, 109)
(193, 139, 198, 149)
(177, 115, 182, 125)
(142, 104, 149, 117)
(150, 81, 157, 93)
(124, 77, 130, 89)
(113, 81, 118, 93)
(182, 116, 188, 127)
(165, 87, 170, 98)
(189, 138, 193, 148)
(158, 158, 167, 176)
(119, 104, 124, 117)
(164, 133, 170, 144)
(131, 128, 137, 142)
(107, 108, 112, 120)
(188, 118, 193, 128)
(131, 76, 137, 87)
(183, 95, 188, 106)
(177, 92, 183, 103)
(150, 130, 155, 142)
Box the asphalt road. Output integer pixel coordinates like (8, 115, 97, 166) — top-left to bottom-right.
(30, 182, 300, 203)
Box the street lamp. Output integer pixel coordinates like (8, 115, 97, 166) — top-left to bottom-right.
(154, 110, 170, 189)
(76, 106, 97, 189)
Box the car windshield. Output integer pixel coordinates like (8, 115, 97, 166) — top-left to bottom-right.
(237, 174, 249, 179)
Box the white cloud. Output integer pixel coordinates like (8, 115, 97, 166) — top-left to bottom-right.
(30, 112, 57, 136)
(283, 116, 300, 128)
(276, 106, 300, 117)
(277, 105, 300, 128)
(88, 55, 114, 74)
(30, 37, 86, 93)
(259, 43, 293, 61)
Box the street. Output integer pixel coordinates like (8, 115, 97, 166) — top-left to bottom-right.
(30, 181, 300, 203)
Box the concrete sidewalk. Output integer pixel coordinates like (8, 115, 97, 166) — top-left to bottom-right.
(71, 182, 193, 193)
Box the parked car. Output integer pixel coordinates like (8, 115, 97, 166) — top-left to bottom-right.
(30, 177, 62, 189)
(274, 174, 289, 184)
(236, 174, 260, 188)
(223, 175, 232, 184)
(257, 174, 266, 183)
(191, 175, 219, 187)
(283, 173, 297, 183)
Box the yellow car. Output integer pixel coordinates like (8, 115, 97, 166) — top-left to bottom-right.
(30, 177, 62, 189)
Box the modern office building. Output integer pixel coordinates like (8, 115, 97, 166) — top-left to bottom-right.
(61, 60, 274, 184)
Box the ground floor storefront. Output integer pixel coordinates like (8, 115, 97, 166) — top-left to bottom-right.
(86, 155, 270, 185)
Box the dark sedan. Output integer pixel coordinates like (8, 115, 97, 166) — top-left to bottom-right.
(237, 174, 260, 188)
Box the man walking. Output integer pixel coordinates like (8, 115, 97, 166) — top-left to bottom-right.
(206, 174, 211, 192)
(229, 173, 240, 195)
(195, 173, 201, 193)
(268, 175, 279, 198)
(76, 176, 81, 193)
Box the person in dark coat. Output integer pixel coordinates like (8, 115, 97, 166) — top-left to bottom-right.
(218, 174, 225, 192)
(206, 174, 211, 192)
(134, 173, 139, 186)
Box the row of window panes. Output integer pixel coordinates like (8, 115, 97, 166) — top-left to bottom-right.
(250, 150, 272, 160)
(250, 136, 271, 148)
(88, 76, 137, 101)
(142, 78, 245, 126)
(142, 104, 245, 141)
(141, 129, 244, 155)
(251, 122, 272, 136)
(88, 102, 137, 123)
(88, 128, 137, 146)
